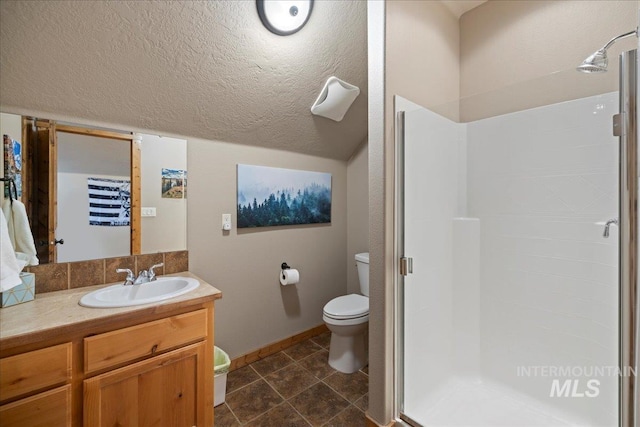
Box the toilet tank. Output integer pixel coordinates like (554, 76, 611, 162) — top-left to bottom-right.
(355, 252, 369, 296)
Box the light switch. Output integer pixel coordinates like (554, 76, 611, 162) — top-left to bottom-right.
(142, 207, 157, 217)
(222, 214, 232, 230)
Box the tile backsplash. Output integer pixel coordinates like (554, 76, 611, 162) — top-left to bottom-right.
(26, 251, 188, 294)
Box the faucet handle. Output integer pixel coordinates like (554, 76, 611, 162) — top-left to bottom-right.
(148, 263, 164, 281)
(603, 218, 619, 238)
(116, 268, 135, 286)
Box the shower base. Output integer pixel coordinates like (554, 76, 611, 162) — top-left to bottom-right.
(405, 376, 594, 426)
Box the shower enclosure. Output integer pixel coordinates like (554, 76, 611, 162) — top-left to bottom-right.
(396, 39, 639, 427)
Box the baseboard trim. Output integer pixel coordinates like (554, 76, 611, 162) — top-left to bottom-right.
(229, 324, 329, 371)
(366, 412, 395, 427)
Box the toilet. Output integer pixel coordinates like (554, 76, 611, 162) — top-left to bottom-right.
(323, 252, 369, 374)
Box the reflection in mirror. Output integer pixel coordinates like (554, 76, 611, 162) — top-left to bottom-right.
(57, 132, 131, 262)
(0, 112, 187, 264)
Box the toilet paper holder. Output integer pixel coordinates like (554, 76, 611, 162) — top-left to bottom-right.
(279, 262, 300, 286)
(281, 262, 290, 279)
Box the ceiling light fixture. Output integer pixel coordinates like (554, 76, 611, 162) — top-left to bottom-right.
(256, 0, 313, 36)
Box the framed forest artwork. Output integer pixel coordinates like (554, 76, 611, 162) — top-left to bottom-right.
(237, 164, 332, 228)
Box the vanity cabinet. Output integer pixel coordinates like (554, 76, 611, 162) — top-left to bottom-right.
(84, 343, 205, 426)
(0, 288, 217, 427)
(0, 385, 72, 426)
(83, 310, 209, 426)
(0, 342, 73, 426)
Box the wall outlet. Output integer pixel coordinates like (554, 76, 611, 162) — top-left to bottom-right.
(222, 214, 232, 230)
(142, 207, 157, 217)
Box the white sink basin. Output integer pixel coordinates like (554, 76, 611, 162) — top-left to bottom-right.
(79, 277, 200, 308)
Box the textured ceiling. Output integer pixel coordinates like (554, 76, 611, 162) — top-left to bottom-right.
(0, 1, 368, 160)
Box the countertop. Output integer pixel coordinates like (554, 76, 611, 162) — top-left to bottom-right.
(0, 271, 221, 346)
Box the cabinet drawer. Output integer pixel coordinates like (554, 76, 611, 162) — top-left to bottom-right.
(0, 384, 71, 427)
(0, 342, 72, 402)
(84, 309, 207, 373)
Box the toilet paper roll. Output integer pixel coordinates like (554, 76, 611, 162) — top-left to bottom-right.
(280, 269, 300, 286)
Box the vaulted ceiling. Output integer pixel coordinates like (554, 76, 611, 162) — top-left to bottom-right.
(0, 1, 368, 160)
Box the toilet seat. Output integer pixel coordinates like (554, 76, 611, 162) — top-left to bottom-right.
(323, 294, 369, 320)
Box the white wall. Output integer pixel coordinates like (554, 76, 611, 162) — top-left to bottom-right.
(140, 134, 187, 254)
(467, 93, 619, 425)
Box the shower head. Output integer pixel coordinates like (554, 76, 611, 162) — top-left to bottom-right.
(577, 29, 638, 73)
(577, 50, 608, 73)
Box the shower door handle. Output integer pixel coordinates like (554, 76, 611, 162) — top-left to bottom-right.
(400, 257, 413, 276)
(613, 113, 622, 137)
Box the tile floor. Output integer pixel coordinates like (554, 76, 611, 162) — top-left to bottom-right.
(214, 332, 369, 426)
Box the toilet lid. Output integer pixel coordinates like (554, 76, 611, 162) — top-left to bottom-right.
(323, 294, 369, 319)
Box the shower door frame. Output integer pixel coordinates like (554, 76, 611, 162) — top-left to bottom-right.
(394, 50, 640, 426)
(395, 108, 415, 426)
(618, 48, 639, 427)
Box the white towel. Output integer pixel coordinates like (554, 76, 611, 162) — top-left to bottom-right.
(1, 209, 24, 291)
(1, 199, 39, 266)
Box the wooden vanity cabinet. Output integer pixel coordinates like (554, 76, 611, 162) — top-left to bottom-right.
(0, 343, 73, 426)
(0, 300, 215, 427)
(83, 309, 210, 426)
(0, 385, 72, 426)
(84, 343, 205, 426)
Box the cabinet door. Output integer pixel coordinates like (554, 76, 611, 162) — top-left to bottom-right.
(0, 384, 72, 426)
(84, 342, 205, 427)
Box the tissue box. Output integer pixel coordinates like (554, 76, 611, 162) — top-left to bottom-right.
(1, 272, 35, 308)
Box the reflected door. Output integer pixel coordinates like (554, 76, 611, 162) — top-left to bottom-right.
(28, 119, 57, 264)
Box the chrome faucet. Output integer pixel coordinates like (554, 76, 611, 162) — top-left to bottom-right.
(147, 263, 164, 282)
(116, 263, 164, 285)
(116, 268, 135, 286)
(603, 218, 618, 238)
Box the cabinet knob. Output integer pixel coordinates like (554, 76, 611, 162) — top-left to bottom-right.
(151, 344, 158, 354)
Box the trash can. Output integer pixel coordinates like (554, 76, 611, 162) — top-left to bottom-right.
(214, 346, 231, 407)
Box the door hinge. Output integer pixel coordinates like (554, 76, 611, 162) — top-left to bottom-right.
(613, 113, 622, 137)
(400, 257, 413, 276)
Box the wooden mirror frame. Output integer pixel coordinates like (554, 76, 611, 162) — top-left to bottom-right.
(21, 118, 141, 263)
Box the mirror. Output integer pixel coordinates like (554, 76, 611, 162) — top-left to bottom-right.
(0, 111, 187, 264)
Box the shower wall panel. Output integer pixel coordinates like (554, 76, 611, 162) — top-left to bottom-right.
(467, 92, 619, 425)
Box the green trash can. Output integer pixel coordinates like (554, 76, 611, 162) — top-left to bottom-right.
(214, 346, 230, 407)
